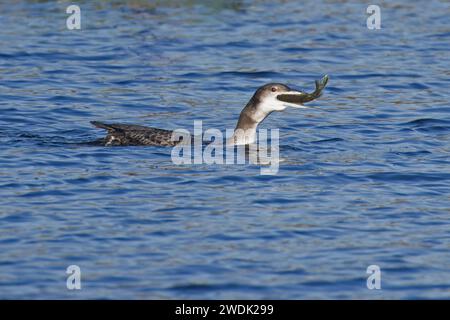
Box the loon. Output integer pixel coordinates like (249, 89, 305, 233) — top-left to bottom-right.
(91, 75, 328, 146)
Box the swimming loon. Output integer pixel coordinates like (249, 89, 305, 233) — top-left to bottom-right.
(91, 75, 328, 146)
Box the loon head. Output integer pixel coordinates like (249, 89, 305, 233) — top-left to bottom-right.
(231, 75, 329, 145)
(237, 75, 329, 127)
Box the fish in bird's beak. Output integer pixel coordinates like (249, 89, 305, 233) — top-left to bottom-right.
(276, 75, 329, 109)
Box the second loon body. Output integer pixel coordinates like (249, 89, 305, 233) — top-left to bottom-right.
(91, 75, 328, 146)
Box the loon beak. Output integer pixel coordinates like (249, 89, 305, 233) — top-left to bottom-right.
(276, 75, 329, 109)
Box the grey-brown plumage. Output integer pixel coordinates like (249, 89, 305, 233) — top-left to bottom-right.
(90, 121, 182, 146)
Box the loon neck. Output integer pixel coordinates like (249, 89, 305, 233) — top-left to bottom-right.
(228, 98, 269, 145)
(229, 111, 258, 145)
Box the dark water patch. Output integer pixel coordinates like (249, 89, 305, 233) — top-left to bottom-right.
(400, 118, 450, 132)
(217, 71, 283, 78)
(416, 126, 449, 133)
(389, 150, 432, 157)
(280, 47, 331, 53)
(338, 73, 421, 80)
(401, 118, 450, 127)
(179, 71, 283, 79)
(409, 82, 430, 90)
(19, 189, 74, 198)
(168, 282, 267, 293)
(367, 172, 450, 183)
(253, 197, 302, 205)
(311, 137, 345, 144)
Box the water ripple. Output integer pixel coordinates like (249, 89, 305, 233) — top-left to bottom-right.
(0, 0, 449, 300)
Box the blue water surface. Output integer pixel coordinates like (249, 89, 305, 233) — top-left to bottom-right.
(0, 0, 449, 299)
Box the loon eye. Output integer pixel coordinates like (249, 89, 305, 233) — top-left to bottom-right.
(271, 87, 277, 92)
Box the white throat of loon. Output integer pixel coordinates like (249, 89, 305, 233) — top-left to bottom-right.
(229, 75, 329, 145)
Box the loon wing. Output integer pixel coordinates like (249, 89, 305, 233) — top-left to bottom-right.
(91, 121, 178, 146)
